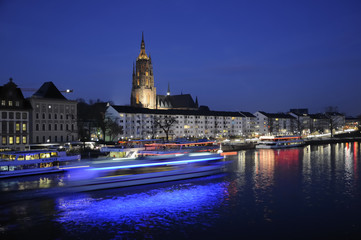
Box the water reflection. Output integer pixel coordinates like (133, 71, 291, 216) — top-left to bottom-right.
(55, 180, 229, 236)
(0, 175, 65, 192)
(1, 142, 361, 239)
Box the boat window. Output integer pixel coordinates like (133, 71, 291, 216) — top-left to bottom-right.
(51, 152, 58, 157)
(17, 155, 25, 161)
(25, 154, 33, 160)
(1, 154, 10, 161)
(0, 166, 9, 172)
(10, 155, 16, 161)
(40, 153, 51, 159)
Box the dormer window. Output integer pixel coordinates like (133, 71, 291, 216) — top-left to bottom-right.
(8, 101, 13, 106)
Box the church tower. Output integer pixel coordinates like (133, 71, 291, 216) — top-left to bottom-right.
(130, 33, 157, 109)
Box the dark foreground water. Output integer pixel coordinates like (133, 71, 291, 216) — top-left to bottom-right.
(1, 142, 361, 239)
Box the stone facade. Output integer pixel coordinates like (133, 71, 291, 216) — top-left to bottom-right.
(106, 105, 256, 140)
(130, 33, 157, 109)
(28, 82, 78, 144)
(0, 78, 31, 150)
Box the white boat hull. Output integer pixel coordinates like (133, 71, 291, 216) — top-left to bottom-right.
(68, 164, 224, 192)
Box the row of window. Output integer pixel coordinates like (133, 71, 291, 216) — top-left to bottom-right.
(35, 123, 74, 131)
(122, 115, 241, 120)
(1, 100, 20, 107)
(36, 103, 74, 111)
(1, 112, 27, 119)
(35, 113, 75, 120)
(1, 136, 27, 145)
(1, 122, 27, 133)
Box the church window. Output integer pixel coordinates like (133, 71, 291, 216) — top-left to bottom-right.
(137, 72, 139, 77)
(146, 78, 149, 86)
(145, 71, 149, 76)
(137, 79, 140, 86)
(136, 93, 139, 104)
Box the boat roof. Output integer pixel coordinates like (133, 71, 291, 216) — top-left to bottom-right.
(1, 150, 57, 155)
(259, 135, 302, 140)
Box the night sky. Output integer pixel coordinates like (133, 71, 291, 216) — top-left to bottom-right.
(1, 0, 360, 116)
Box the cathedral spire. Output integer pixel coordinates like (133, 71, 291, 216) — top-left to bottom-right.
(137, 32, 149, 60)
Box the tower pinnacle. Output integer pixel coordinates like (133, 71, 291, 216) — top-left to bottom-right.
(138, 32, 148, 60)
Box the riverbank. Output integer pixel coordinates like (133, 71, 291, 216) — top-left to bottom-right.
(221, 137, 361, 152)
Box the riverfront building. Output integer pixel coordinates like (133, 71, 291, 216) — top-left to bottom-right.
(254, 111, 296, 136)
(0, 78, 31, 150)
(106, 105, 255, 140)
(107, 34, 256, 140)
(28, 82, 78, 144)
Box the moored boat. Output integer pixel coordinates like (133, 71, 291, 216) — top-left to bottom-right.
(66, 152, 227, 192)
(255, 135, 305, 149)
(0, 150, 81, 178)
(138, 140, 222, 156)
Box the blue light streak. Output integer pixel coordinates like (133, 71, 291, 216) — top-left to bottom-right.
(87, 156, 223, 171)
(56, 180, 229, 228)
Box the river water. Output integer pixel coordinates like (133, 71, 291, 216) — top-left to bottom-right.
(1, 142, 361, 239)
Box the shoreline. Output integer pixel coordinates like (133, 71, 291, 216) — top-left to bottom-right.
(221, 137, 361, 152)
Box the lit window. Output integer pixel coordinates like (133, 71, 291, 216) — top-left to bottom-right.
(8, 101, 13, 106)
(22, 123, 27, 131)
(16, 136, 20, 144)
(9, 136, 14, 145)
(22, 136, 27, 144)
(1, 100, 5, 106)
(16, 123, 20, 131)
(145, 71, 148, 76)
(2, 137, 6, 144)
(15, 101, 19, 107)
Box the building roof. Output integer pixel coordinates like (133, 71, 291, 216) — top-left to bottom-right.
(240, 111, 256, 118)
(157, 94, 198, 109)
(32, 82, 66, 99)
(257, 111, 296, 119)
(111, 105, 243, 117)
(0, 78, 32, 110)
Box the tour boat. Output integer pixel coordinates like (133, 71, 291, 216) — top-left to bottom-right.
(138, 140, 222, 156)
(255, 135, 305, 149)
(66, 152, 227, 192)
(0, 150, 81, 178)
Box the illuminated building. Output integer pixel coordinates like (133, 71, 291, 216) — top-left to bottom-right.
(106, 105, 256, 139)
(130, 33, 198, 110)
(254, 111, 296, 135)
(0, 78, 31, 150)
(28, 82, 78, 144)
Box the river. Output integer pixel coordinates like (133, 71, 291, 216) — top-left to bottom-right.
(1, 142, 361, 239)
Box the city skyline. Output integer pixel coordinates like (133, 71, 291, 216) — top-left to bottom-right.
(1, 0, 360, 116)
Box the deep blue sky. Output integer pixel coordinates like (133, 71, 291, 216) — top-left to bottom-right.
(1, 0, 360, 116)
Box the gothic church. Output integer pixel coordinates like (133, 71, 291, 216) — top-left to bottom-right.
(130, 33, 198, 110)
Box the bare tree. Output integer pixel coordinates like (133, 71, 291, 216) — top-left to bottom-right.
(105, 117, 123, 142)
(153, 115, 177, 141)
